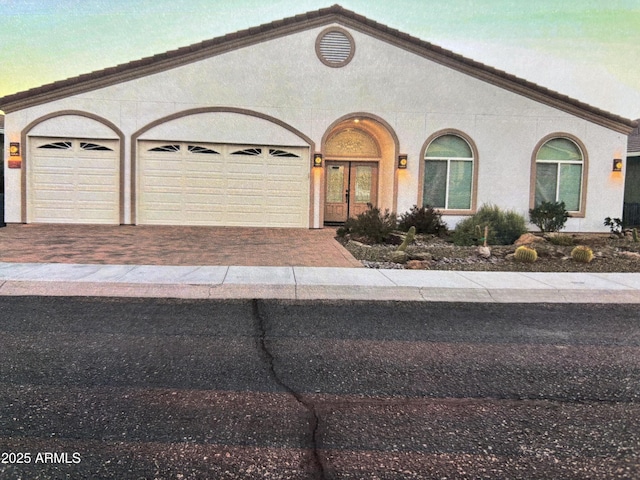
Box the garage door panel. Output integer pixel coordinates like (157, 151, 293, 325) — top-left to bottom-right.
(32, 190, 75, 202)
(32, 175, 76, 187)
(76, 191, 115, 202)
(185, 194, 227, 204)
(28, 137, 120, 224)
(76, 175, 116, 188)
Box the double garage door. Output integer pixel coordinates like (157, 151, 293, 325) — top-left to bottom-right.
(137, 141, 310, 227)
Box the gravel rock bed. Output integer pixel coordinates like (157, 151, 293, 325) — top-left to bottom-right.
(340, 232, 640, 272)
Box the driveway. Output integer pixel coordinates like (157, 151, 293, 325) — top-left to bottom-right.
(0, 224, 361, 267)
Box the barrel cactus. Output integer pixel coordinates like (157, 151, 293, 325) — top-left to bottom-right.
(514, 245, 538, 263)
(571, 245, 594, 263)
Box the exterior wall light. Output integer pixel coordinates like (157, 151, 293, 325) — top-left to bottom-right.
(398, 154, 408, 169)
(313, 153, 323, 167)
(9, 142, 20, 156)
(613, 158, 623, 172)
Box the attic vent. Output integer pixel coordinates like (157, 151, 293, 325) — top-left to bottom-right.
(316, 27, 354, 68)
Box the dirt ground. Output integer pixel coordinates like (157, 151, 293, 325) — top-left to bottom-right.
(340, 231, 640, 272)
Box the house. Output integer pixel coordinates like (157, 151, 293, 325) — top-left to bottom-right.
(624, 121, 640, 226)
(0, 5, 636, 231)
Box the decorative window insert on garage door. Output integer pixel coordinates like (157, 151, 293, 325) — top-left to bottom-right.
(137, 141, 310, 227)
(27, 137, 120, 224)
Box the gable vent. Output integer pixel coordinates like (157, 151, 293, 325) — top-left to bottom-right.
(316, 27, 355, 67)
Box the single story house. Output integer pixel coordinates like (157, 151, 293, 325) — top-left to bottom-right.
(0, 5, 637, 231)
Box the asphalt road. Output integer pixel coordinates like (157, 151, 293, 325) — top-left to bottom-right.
(0, 297, 638, 479)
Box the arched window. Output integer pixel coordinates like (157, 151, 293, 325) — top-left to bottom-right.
(423, 134, 474, 210)
(534, 137, 584, 212)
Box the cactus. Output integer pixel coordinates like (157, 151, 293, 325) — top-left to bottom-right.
(571, 245, 594, 263)
(397, 226, 416, 252)
(633, 228, 639, 243)
(514, 245, 537, 263)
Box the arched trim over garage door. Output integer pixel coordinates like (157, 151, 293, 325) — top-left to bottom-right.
(21, 110, 125, 224)
(131, 107, 316, 227)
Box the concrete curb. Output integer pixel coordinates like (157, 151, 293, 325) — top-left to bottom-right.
(0, 263, 639, 303)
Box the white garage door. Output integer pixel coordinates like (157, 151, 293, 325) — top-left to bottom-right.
(138, 141, 310, 227)
(28, 137, 120, 224)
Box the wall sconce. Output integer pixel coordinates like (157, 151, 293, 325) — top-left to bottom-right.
(9, 143, 20, 156)
(612, 158, 623, 172)
(398, 154, 408, 169)
(313, 153, 323, 168)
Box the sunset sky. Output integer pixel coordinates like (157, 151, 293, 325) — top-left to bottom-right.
(1, 0, 639, 119)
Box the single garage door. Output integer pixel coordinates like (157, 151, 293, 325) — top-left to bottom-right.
(28, 137, 120, 224)
(138, 141, 310, 227)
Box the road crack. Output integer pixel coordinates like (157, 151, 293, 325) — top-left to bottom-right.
(251, 299, 333, 480)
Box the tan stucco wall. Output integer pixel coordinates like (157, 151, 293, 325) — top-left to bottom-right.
(3, 22, 629, 230)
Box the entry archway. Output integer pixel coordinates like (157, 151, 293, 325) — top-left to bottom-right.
(321, 115, 398, 224)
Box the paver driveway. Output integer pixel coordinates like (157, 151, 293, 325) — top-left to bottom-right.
(0, 224, 361, 267)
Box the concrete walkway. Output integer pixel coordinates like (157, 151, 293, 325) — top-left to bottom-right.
(1, 262, 639, 303)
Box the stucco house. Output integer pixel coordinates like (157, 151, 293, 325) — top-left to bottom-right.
(0, 5, 636, 231)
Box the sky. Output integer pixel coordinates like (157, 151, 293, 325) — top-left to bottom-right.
(1, 0, 639, 119)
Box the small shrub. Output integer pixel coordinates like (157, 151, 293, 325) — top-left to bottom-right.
(529, 201, 569, 233)
(634, 228, 639, 243)
(571, 245, 594, 263)
(398, 205, 447, 235)
(604, 217, 624, 236)
(452, 204, 527, 246)
(547, 234, 575, 246)
(514, 245, 538, 263)
(336, 204, 397, 244)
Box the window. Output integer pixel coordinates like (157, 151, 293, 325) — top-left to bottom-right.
(423, 134, 474, 210)
(534, 137, 584, 212)
(39, 141, 72, 150)
(231, 148, 262, 156)
(269, 149, 299, 158)
(80, 142, 113, 151)
(149, 144, 180, 152)
(188, 145, 220, 155)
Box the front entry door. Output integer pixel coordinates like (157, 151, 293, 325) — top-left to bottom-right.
(324, 161, 378, 223)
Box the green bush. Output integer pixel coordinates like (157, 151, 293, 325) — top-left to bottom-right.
(604, 217, 624, 236)
(452, 204, 527, 246)
(529, 201, 569, 233)
(336, 204, 397, 244)
(398, 205, 447, 235)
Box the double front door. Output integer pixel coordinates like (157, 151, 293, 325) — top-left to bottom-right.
(324, 161, 378, 223)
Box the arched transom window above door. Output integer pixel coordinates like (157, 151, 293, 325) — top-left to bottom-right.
(325, 128, 380, 158)
(423, 134, 475, 211)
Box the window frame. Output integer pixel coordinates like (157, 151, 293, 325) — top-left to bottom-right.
(530, 133, 588, 217)
(419, 129, 478, 215)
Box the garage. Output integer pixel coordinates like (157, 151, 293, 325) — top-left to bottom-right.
(137, 141, 310, 227)
(28, 137, 120, 224)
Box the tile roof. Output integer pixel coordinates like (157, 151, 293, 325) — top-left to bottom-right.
(0, 4, 636, 134)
